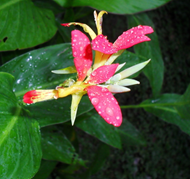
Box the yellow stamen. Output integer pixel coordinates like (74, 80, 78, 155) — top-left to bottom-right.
(57, 82, 89, 98)
(96, 11, 108, 35)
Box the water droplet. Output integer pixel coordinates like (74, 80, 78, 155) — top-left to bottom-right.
(20, 64, 24, 68)
(137, 25, 143, 29)
(91, 98, 99, 105)
(116, 116, 120, 120)
(101, 88, 107, 92)
(106, 107, 113, 116)
(91, 71, 97, 76)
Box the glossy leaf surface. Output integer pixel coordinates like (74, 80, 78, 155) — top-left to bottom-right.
(128, 13, 164, 97)
(54, 0, 171, 14)
(0, 0, 57, 51)
(41, 127, 85, 165)
(0, 72, 41, 179)
(142, 94, 190, 135)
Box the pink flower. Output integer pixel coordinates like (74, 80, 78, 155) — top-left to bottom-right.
(24, 11, 153, 127)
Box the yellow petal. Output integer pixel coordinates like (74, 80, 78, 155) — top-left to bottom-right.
(51, 66, 77, 74)
(105, 49, 125, 65)
(71, 94, 83, 125)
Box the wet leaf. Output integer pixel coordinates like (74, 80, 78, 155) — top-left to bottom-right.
(0, 72, 41, 179)
(0, 0, 57, 51)
(41, 127, 85, 165)
(142, 94, 190, 135)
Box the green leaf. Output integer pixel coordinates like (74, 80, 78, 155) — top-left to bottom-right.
(0, 43, 93, 127)
(118, 119, 147, 146)
(41, 127, 85, 165)
(142, 94, 190, 135)
(0, 0, 57, 51)
(176, 85, 190, 119)
(33, 160, 57, 179)
(76, 110, 122, 149)
(53, 0, 171, 14)
(0, 72, 41, 179)
(128, 13, 164, 97)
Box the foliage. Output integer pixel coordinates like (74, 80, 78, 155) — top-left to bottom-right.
(0, 0, 189, 178)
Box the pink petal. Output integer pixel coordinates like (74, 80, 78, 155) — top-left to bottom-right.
(92, 35, 118, 54)
(86, 86, 122, 127)
(88, 64, 119, 84)
(61, 23, 70, 27)
(72, 30, 93, 81)
(113, 25, 154, 50)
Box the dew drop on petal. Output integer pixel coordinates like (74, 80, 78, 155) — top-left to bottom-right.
(101, 87, 108, 92)
(106, 107, 113, 116)
(91, 98, 99, 105)
(91, 71, 97, 76)
(116, 116, 120, 120)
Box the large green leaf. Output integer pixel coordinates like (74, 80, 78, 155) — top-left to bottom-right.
(0, 0, 57, 51)
(128, 13, 164, 97)
(0, 72, 41, 179)
(76, 110, 122, 149)
(54, 0, 171, 14)
(41, 127, 85, 165)
(142, 94, 190, 135)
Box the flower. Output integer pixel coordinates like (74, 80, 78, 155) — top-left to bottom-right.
(23, 11, 153, 127)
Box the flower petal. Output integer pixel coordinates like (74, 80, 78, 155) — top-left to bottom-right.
(71, 93, 83, 125)
(107, 85, 130, 93)
(113, 25, 154, 50)
(72, 30, 93, 81)
(88, 64, 119, 84)
(92, 35, 117, 54)
(51, 66, 77, 74)
(86, 86, 122, 127)
(23, 90, 56, 104)
(110, 59, 151, 82)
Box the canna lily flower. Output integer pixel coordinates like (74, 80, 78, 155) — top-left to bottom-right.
(23, 11, 153, 127)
